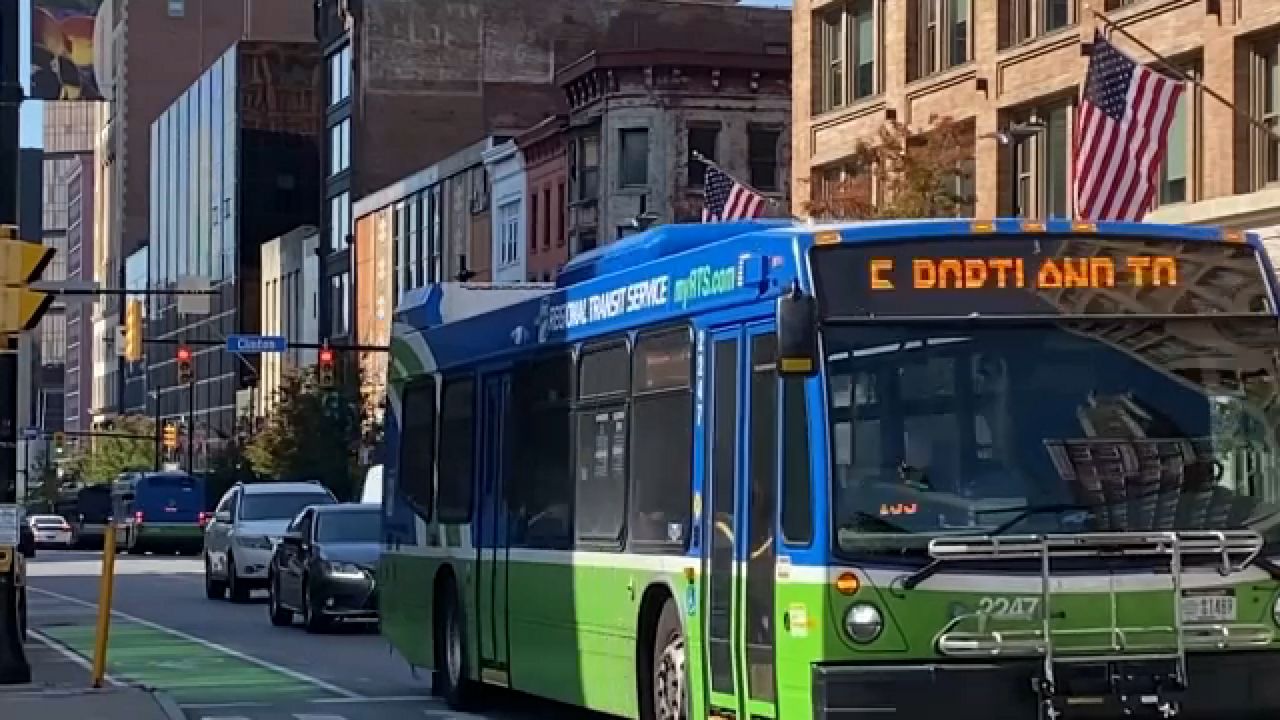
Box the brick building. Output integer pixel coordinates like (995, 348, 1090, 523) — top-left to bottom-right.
(516, 115, 571, 282)
(791, 0, 1280, 237)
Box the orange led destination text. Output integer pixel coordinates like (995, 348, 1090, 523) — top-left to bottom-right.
(868, 256, 1178, 291)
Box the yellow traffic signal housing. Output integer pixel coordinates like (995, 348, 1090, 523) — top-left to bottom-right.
(162, 423, 178, 450)
(123, 300, 144, 363)
(0, 225, 55, 333)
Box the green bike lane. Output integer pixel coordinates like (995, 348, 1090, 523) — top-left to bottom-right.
(38, 622, 339, 704)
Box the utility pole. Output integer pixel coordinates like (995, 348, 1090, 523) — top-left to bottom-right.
(0, 0, 23, 508)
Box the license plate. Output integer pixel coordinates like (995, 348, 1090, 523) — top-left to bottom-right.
(1180, 591, 1237, 623)
(41, 533, 57, 540)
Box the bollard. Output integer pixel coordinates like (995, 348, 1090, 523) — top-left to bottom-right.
(90, 522, 118, 688)
(0, 545, 31, 684)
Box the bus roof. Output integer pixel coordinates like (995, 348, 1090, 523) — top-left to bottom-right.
(389, 218, 1266, 376)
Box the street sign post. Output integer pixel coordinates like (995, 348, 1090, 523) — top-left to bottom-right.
(226, 335, 288, 354)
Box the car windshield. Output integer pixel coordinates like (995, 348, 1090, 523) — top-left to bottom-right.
(824, 318, 1280, 556)
(315, 510, 380, 543)
(240, 492, 333, 521)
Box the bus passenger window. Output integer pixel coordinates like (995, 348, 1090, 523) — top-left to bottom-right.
(574, 341, 630, 545)
(509, 353, 573, 549)
(437, 378, 476, 523)
(629, 328, 694, 550)
(398, 379, 437, 521)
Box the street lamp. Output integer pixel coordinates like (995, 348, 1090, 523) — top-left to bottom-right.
(981, 118, 1047, 218)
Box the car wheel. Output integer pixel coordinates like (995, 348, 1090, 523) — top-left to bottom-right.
(227, 553, 250, 603)
(268, 573, 293, 627)
(302, 579, 327, 633)
(204, 555, 227, 600)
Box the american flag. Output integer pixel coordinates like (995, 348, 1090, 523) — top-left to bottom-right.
(702, 165, 766, 222)
(1073, 31, 1185, 221)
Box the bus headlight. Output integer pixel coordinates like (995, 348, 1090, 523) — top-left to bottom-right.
(844, 603, 883, 644)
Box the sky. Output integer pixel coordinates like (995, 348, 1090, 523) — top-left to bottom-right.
(17, 0, 791, 148)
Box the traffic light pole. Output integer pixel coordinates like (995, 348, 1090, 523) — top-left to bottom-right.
(186, 382, 195, 474)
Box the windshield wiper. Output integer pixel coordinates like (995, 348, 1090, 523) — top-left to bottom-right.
(901, 503, 1092, 590)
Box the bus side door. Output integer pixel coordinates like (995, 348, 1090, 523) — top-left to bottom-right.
(475, 373, 511, 686)
(702, 323, 780, 719)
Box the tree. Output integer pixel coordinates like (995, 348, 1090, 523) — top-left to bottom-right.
(245, 363, 369, 501)
(804, 115, 974, 220)
(71, 414, 156, 484)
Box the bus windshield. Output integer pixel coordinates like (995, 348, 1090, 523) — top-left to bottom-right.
(824, 318, 1280, 556)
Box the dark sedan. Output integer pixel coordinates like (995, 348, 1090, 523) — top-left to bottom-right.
(266, 503, 380, 632)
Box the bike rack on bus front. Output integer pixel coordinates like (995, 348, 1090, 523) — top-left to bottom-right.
(927, 531, 1272, 717)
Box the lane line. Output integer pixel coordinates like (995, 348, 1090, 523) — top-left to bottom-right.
(28, 586, 364, 699)
(27, 627, 123, 687)
(181, 702, 271, 709)
(310, 695, 437, 704)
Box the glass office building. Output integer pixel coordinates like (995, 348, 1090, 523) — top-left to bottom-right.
(148, 41, 320, 468)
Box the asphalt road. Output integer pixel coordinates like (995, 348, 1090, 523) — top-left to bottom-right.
(22, 549, 602, 720)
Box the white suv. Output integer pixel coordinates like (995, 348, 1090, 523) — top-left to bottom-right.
(203, 481, 337, 602)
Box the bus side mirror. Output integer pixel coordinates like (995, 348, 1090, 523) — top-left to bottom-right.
(776, 284, 819, 378)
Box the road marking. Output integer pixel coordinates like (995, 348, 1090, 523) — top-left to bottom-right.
(310, 695, 436, 704)
(293, 715, 349, 720)
(181, 702, 270, 709)
(27, 627, 122, 686)
(28, 586, 363, 699)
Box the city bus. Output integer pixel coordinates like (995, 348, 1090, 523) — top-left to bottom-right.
(112, 471, 208, 555)
(378, 218, 1280, 720)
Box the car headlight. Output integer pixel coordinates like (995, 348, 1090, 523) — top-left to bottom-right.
(236, 535, 272, 550)
(844, 603, 884, 644)
(327, 561, 365, 578)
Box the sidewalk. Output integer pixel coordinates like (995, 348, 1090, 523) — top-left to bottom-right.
(0, 632, 182, 720)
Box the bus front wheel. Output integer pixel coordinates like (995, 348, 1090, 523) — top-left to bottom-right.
(651, 599, 687, 720)
(434, 580, 476, 710)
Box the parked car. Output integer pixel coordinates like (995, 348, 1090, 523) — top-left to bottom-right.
(203, 480, 337, 602)
(26, 514, 74, 549)
(267, 503, 380, 632)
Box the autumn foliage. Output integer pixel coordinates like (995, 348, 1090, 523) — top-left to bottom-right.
(805, 116, 975, 220)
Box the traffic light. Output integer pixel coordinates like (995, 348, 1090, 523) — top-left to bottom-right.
(162, 422, 178, 450)
(176, 345, 194, 385)
(52, 432, 65, 455)
(123, 300, 144, 363)
(318, 345, 335, 388)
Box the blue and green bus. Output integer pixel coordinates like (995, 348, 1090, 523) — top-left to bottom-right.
(380, 218, 1280, 720)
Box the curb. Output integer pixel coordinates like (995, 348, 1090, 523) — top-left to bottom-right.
(149, 688, 186, 720)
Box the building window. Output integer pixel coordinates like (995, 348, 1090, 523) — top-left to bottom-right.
(688, 124, 720, 187)
(328, 191, 350, 248)
(748, 126, 781, 192)
(328, 44, 352, 107)
(1009, 103, 1071, 218)
(541, 187, 551, 248)
(555, 182, 566, 246)
(168, 0, 184, 17)
(619, 128, 649, 187)
(1003, 0, 1073, 48)
(329, 119, 350, 176)
(817, 0, 878, 113)
(1157, 62, 1200, 207)
(529, 192, 539, 252)
(1255, 39, 1280, 187)
(498, 200, 520, 267)
(572, 134, 600, 201)
(912, 0, 970, 79)
(329, 272, 349, 336)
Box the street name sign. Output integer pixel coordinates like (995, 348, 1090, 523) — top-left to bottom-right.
(226, 335, 288, 354)
(0, 505, 17, 546)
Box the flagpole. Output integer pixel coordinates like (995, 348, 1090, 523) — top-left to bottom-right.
(691, 150, 787, 213)
(1087, 6, 1279, 141)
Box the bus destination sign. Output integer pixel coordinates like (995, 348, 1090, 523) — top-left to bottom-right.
(812, 236, 1273, 318)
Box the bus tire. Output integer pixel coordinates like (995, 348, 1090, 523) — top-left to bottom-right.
(434, 580, 476, 710)
(650, 599, 687, 720)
